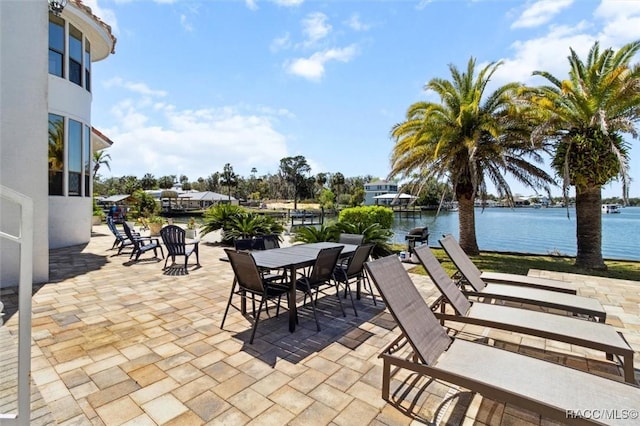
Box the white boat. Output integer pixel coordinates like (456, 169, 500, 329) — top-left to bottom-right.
(602, 204, 621, 214)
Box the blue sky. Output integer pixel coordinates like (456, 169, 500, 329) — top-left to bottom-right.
(88, 0, 640, 198)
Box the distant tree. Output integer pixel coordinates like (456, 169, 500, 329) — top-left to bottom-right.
(140, 173, 157, 190)
(205, 172, 220, 192)
(318, 188, 335, 209)
(120, 175, 141, 194)
(179, 174, 189, 185)
(279, 155, 311, 209)
(315, 172, 328, 196)
(182, 181, 192, 191)
(350, 187, 365, 206)
(92, 150, 111, 175)
(220, 163, 238, 201)
(158, 175, 175, 189)
(330, 172, 345, 202)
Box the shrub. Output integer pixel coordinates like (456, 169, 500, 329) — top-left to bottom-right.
(292, 224, 338, 243)
(338, 205, 393, 229)
(201, 204, 284, 245)
(132, 189, 158, 217)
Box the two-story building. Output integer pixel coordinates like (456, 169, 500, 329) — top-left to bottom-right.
(363, 180, 399, 205)
(1, 0, 116, 286)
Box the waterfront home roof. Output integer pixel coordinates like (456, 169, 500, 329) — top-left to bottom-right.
(365, 180, 395, 186)
(178, 191, 237, 201)
(91, 127, 114, 151)
(373, 192, 416, 200)
(101, 194, 131, 203)
(70, 0, 117, 55)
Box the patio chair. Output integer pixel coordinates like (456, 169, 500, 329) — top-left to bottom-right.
(414, 245, 607, 323)
(262, 234, 281, 249)
(439, 234, 577, 294)
(334, 243, 376, 310)
(295, 246, 344, 331)
(122, 221, 164, 261)
(365, 255, 640, 424)
(415, 244, 635, 383)
(106, 216, 136, 254)
(338, 233, 365, 245)
(160, 225, 200, 271)
(221, 249, 289, 344)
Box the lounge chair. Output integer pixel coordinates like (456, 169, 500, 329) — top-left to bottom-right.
(365, 255, 640, 425)
(106, 216, 135, 253)
(414, 245, 607, 323)
(122, 221, 164, 261)
(415, 244, 635, 383)
(439, 234, 577, 294)
(160, 225, 199, 271)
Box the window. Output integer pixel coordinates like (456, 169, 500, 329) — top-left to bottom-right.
(69, 25, 83, 86)
(84, 40, 91, 92)
(68, 119, 83, 196)
(49, 15, 65, 77)
(49, 114, 65, 195)
(84, 125, 91, 196)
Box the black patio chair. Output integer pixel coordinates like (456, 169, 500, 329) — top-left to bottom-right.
(160, 225, 199, 271)
(338, 233, 365, 245)
(334, 243, 376, 311)
(122, 221, 164, 261)
(106, 216, 136, 253)
(295, 246, 344, 331)
(221, 249, 289, 343)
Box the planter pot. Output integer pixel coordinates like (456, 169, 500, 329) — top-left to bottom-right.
(148, 223, 163, 236)
(185, 229, 196, 239)
(92, 215, 103, 226)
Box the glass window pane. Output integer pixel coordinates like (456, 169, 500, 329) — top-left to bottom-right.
(48, 50, 63, 77)
(49, 16, 64, 51)
(69, 25, 82, 61)
(85, 40, 91, 92)
(69, 59, 81, 86)
(68, 119, 82, 196)
(48, 114, 64, 196)
(84, 125, 91, 197)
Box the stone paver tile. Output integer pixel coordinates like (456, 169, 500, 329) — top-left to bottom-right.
(268, 385, 314, 415)
(185, 390, 231, 422)
(308, 383, 354, 412)
(332, 398, 379, 426)
(86, 379, 141, 409)
(227, 387, 273, 418)
(202, 361, 240, 382)
(250, 370, 291, 396)
(324, 366, 362, 391)
(84, 354, 129, 376)
(129, 363, 168, 387)
(129, 377, 180, 405)
(346, 380, 387, 409)
(207, 407, 251, 426)
(120, 414, 156, 426)
(32, 366, 60, 386)
(288, 401, 338, 426)
(238, 357, 276, 380)
(166, 362, 204, 384)
(374, 404, 413, 426)
(91, 366, 129, 390)
(172, 375, 219, 403)
(162, 410, 205, 426)
(119, 344, 154, 361)
(212, 372, 256, 399)
(69, 380, 100, 400)
(288, 368, 328, 394)
(141, 394, 188, 425)
(48, 394, 84, 424)
(94, 396, 144, 426)
(39, 379, 73, 404)
(246, 404, 295, 426)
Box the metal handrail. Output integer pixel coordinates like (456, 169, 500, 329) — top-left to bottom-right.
(0, 185, 34, 425)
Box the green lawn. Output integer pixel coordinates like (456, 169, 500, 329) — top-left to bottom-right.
(396, 246, 640, 282)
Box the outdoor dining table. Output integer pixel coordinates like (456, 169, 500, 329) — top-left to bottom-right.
(250, 242, 357, 332)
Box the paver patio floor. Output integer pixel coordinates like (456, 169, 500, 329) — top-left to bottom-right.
(1, 225, 638, 425)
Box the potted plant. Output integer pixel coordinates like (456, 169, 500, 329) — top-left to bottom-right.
(92, 199, 104, 225)
(146, 215, 164, 236)
(185, 217, 197, 239)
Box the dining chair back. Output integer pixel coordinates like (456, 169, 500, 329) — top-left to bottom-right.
(160, 225, 199, 271)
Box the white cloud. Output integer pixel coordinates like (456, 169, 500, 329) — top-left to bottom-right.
(81, 0, 119, 34)
(511, 0, 573, 29)
(103, 77, 168, 97)
(302, 12, 332, 46)
(180, 14, 193, 32)
(245, 0, 258, 11)
(345, 13, 371, 32)
(103, 99, 291, 179)
(416, 0, 434, 11)
(273, 0, 304, 6)
(270, 32, 291, 52)
(285, 45, 357, 81)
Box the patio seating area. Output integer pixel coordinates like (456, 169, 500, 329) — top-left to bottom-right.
(0, 224, 639, 425)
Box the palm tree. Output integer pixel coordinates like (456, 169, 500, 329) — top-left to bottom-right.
(93, 150, 111, 175)
(527, 40, 640, 270)
(390, 58, 555, 255)
(220, 163, 238, 202)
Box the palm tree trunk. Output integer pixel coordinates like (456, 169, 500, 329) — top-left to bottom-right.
(575, 185, 606, 270)
(457, 192, 479, 255)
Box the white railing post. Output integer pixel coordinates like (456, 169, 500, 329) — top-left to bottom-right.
(0, 185, 34, 425)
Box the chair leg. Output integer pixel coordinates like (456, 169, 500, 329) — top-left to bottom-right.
(345, 281, 358, 317)
(249, 298, 266, 344)
(220, 278, 237, 329)
(332, 280, 346, 317)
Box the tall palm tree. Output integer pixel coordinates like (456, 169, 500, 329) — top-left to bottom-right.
(527, 40, 640, 270)
(93, 150, 111, 175)
(390, 58, 555, 255)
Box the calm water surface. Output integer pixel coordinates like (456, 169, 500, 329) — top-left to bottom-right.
(390, 206, 640, 261)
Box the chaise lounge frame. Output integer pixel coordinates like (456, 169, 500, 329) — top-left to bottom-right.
(365, 255, 640, 425)
(413, 245, 635, 383)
